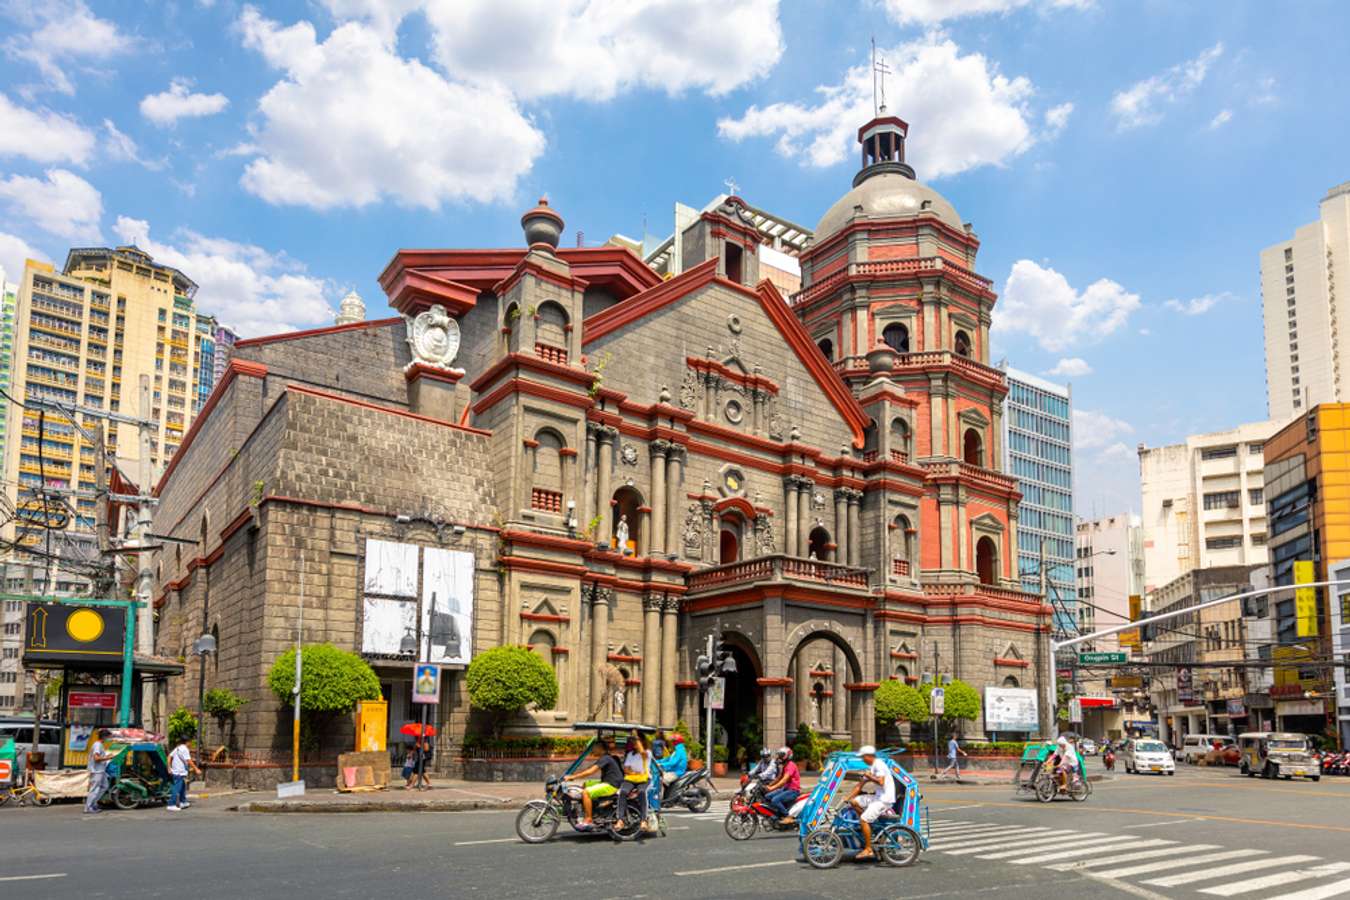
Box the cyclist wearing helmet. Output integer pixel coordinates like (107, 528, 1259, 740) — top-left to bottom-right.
(764, 746, 801, 822)
(660, 733, 688, 786)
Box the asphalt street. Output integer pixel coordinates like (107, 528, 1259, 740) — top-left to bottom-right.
(5, 761, 1350, 899)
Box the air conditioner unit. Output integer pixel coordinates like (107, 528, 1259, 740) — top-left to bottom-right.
(1162, 498, 1173, 508)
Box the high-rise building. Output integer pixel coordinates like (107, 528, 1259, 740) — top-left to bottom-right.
(1260, 182, 1350, 422)
(0, 271, 17, 467)
(1001, 367, 1075, 634)
(1074, 513, 1143, 648)
(212, 322, 238, 391)
(1138, 419, 1277, 594)
(2, 248, 214, 546)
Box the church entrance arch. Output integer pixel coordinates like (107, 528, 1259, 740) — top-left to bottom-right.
(705, 630, 762, 768)
(784, 627, 866, 747)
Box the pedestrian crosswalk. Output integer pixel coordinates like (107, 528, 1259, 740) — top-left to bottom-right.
(666, 800, 730, 822)
(926, 820, 1350, 898)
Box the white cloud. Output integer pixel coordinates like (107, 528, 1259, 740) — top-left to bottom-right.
(316, 0, 423, 39)
(0, 94, 96, 164)
(1044, 101, 1074, 136)
(236, 8, 544, 209)
(421, 0, 784, 102)
(112, 216, 334, 337)
(139, 79, 230, 126)
(0, 169, 102, 240)
(993, 259, 1141, 352)
(879, 0, 1091, 25)
(1045, 357, 1092, 377)
(5, 1, 133, 95)
(1096, 441, 1136, 464)
(1110, 42, 1223, 131)
(1164, 292, 1230, 316)
(1208, 108, 1233, 130)
(101, 119, 165, 170)
(0, 231, 47, 286)
(1074, 408, 1134, 450)
(1250, 76, 1278, 106)
(718, 32, 1039, 177)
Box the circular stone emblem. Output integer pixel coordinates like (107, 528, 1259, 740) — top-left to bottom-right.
(724, 398, 744, 424)
(406, 304, 461, 369)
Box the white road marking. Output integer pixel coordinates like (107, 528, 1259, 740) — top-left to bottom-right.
(1266, 876, 1350, 900)
(1144, 855, 1322, 888)
(1080, 872, 1174, 900)
(453, 837, 520, 846)
(673, 860, 795, 877)
(928, 828, 1066, 850)
(927, 825, 1043, 844)
(1094, 849, 1261, 879)
(926, 822, 1004, 834)
(929, 804, 985, 812)
(1050, 844, 1218, 871)
(970, 833, 1112, 859)
(1126, 818, 1202, 829)
(1007, 836, 1143, 864)
(1200, 862, 1350, 896)
(0, 875, 67, 883)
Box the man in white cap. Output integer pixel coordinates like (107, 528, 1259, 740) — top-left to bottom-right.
(846, 746, 895, 862)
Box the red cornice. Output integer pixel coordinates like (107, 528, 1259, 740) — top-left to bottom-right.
(492, 255, 590, 298)
(472, 377, 594, 416)
(608, 653, 642, 663)
(994, 657, 1031, 668)
(404, 362, 463, 385)
(501, 529, 592, 554)
(844, 682, 881, 692)
(583, 257, 719, 344)
(499, 555, 588, 578)
(713, 495, 756, 519)
(520, 611, 570, 624)
(155, 358, 268, 496)
(757, 677, 792, 687)
(233, 318, 403, 350)
(378, 246, 659, 301)
(469, 351, 593, 394)
(385, 269, 479, 317)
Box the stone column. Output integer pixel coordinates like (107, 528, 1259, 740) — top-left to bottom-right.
(665, 445, 685, 558)
(590, 586, 610, 716)
(797, 481, 813, 557)
(833, 488, 849, 563)
(832, 645, 846, 734)
(848, 490, 862, 567)
(637, 507, 652, 557)
(660, 597, 680, 726)
(650, 442, 668, 556)
(751, 387, 767, 435)
(784, 478, 799, 557)
(760, 596, 788, 749)
(929, 375, 946, 456)
(583, 424, 599, 532)
(642, 594, 662, 723)
(795, 651, 811, 733)
(596, 427, 616, 545)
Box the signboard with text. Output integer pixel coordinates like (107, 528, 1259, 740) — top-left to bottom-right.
(1295, 560, 1318, 637)
(1078, 651, 1127, 665)
(930, 687, 945, 716)
(983, 686, 1038, 732)
(707, 677, 726, 710)
(68, 691, 117, 710)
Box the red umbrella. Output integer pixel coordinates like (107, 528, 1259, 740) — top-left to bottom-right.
(400, 723, 437, 737)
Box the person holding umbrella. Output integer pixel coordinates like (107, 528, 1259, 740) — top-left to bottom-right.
(400, 723, 436, 790)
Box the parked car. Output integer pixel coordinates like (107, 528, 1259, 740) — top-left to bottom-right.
(1180, 733, 1227, 764)
(0, 718, 62, 781)
(1124, 738, 1176, 775)
(1079, 739, 1097, 756)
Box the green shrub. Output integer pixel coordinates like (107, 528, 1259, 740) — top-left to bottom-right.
(268, 644, 381, 747)
(465, 645, 559, 736)
(792, 722, 822, 768)
(875, 680, 929, 728)
(919, 679, 981, 724)
(712, 744, 728, 763)
(819, 739, 852, 757)
(167, 706, 198, 745)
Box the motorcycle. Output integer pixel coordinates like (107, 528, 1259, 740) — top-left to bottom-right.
(516, 774, 645, 843)
(662, 767, 713, 813)
(724, 775, 805, 840)
(1103, 748, 1116, 772)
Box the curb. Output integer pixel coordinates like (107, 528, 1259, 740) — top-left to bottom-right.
(234, 788, 737, 813)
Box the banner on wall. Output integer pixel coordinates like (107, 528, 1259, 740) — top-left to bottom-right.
(1295, 560, 1318, 638)
(422, 547, 474, 666)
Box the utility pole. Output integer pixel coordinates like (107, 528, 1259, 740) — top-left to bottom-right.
(292, 552, 304, 784)
(134, 375, 155, 721)
(932, 641, 941, 772)
(1041, 538, 1056, 738)
(704, 634, 715, 772)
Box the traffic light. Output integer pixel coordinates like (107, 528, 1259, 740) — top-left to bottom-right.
(697, 641, 737, 689)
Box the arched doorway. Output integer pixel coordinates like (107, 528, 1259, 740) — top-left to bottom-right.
(963, 428, 983, 466)
(807, 526, 831, 561)
(816, 337, 833, 360)
(954, 329, 972, 358)
(1002, 675, 1020, 688)
(611, 486, 643, 554)
(976, 535, 998, 585)
(709, 634, 762, 768)
(882, 322, 909, 353)
(719, 513, 745, 564)
(889, 417, 911, 462)
(787, 631, 864, 746)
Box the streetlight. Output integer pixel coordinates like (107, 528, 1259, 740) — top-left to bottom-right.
(1032, 540, 1117, 735)
(192, 632, 216, 753)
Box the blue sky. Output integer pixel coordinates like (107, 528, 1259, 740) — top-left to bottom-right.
(1, 1, 1347, 516)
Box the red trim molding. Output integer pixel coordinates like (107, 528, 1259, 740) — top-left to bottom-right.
(234, 317, 403, 349)
(520, 611, 570, 624)
(993, 657, 1030, 668)
(607, 653, 642, 663)
(405, 362, 464, 385)
(756, 677, 792, 687)
(676, 680, 698, 689)
(844, 682, 881, 692)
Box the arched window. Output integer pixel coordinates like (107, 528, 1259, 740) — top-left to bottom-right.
(503, 302, 522, 354)
(882, 322, 910, 354)
(954, 329, 972, 358)
(889, 418, 911, 462)
(976, 535, 998, 586)
(963, 428, 983, 466)
(896, 664, 909, 681)
(612, 486, 643, 555)
(807, 526, 831, 561)
(535, 301, 569, 363)
(719, 513, 745, 564)
(1002, 675, 1020, 688)
(528, 629, 555, 668)
(816, 337, 833, 360)
(893, 514, 914, 577)
(531, 429, 564, 513)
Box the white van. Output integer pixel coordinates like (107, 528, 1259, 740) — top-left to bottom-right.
(1181, 733, 1225, 764)
(0, 719, 62, 782)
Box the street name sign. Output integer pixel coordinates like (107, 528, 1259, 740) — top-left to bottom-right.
(1078, 651, 1126, 665)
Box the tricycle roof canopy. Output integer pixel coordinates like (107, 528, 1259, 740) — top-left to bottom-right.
(572, 721, 657, 734)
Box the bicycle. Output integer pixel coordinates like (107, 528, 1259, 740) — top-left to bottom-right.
(0, 781, 54, 808)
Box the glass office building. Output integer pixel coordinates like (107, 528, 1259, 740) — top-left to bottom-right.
(1002, 367, 1075, 636)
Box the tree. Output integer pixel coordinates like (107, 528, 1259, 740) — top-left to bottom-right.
(203, 688, 249, 749)
(268, 644, 381, 747)
(465, 645, 559, 736)
(874, 680, 929, 730)
(168, 706, 198, 745)
(920, 679, 982, 731)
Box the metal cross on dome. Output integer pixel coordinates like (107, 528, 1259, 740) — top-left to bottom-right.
(724, 176, 740, 197)
(872, 36, 891, 115)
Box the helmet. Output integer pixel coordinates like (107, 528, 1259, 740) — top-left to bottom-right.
(759, 748, 772, 759)
(858, 745, 877, 757)
(776, 746, 793, 760)
(670, 734, 684, 745)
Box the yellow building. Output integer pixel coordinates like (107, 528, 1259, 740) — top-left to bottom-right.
(2, 248, 219, 546)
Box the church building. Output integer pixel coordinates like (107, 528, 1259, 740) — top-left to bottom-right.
(149, 112, 1051, 772)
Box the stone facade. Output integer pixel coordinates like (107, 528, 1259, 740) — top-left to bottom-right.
(150, 119, 1051, 774)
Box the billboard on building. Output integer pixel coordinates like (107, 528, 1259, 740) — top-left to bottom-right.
(1295, 560, 1318, 637)
(422, 547, 474, 666)
(984, 686, 1039, 732)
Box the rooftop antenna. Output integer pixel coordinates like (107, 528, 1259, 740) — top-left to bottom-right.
(871, 37, 891, 115)
(723, 176, 740, 198)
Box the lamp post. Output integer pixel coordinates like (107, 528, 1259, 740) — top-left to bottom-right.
(192, 632, 216, 754)
(415, 593, 438, 790)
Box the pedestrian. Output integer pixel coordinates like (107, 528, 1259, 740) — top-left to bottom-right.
(401, 741, 417, 789)
(84, 728, 113, 814)
(167, 734, 201, 811)
(941, 734, 967, 779)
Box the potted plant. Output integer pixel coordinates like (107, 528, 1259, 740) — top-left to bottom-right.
(712, 744, 729, 777)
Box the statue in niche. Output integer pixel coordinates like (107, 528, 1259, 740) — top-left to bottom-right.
(616, 515, 631, 555)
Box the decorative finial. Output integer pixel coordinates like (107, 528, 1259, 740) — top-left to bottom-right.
(335, 290, 366, 326)
(658, 385, 671, 404)
(521, 196, 564, 253)
(871, 37, 891, 116)
(789, 424, 801, 442)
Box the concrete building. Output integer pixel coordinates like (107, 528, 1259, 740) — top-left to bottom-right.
(0, 271, 16, 467)
(1000, 367, 1074, 634)
(1138, 420, 1278, 595)
(210, 322, 238, 390)
(1145, 565, 1260, 743)
(2, 248, 215, 547)
(150, 112, 1052, 783)
(1262, 403, 1350, 737)
(645, 195, 811, 296)
(1074, 513, 1143, 649)
(0, 558, 90, 714)
(1261, 182, 1350, 422)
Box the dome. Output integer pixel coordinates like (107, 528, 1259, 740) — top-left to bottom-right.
(335, 290, 366, 325)
(814, 171, 963, 241)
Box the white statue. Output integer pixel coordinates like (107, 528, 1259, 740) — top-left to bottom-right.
(810, 693, 820, 728)
(614, 688, 626, 718)
(615, 514, 631, 555)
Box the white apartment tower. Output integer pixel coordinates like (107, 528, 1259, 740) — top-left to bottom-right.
(1074, 513, 1144, 649)
(1261, 182, 1350, 422)
(1138, 420, 1278, 594)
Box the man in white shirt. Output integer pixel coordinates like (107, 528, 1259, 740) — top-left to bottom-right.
(84, 729, 113, 814)
(848, 746, 897, 862)
(167, 736, 201, 811)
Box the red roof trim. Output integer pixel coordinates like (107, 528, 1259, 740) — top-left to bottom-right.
(378, 246, 660, 300)
(233, 317, 402, 349)
(582, 257, 719, 343)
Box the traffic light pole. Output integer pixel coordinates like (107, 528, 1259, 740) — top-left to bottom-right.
(703, 634, 714, 773)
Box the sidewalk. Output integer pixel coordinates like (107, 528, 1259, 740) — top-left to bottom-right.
(233, 775, 744, 813)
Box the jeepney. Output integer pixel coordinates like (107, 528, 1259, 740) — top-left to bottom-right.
(1238, 732, 1320, 781)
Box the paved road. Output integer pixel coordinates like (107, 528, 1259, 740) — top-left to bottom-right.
(5, 762, 1350, 899)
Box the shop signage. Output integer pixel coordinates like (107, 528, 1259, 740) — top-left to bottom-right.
(23, 603, 126, 665)
(1110, 675, 1143, 690)
(1177, 666, 1195, 704)
(1068, 697, 1082, 722)
(412, 663, 440, 704)
(1078, 651, 1126, 665)
(1226, 698, 1246, 718)
(68, 691, 117, 710)
(1295, 560, 1318, 638)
